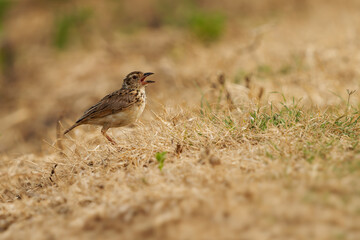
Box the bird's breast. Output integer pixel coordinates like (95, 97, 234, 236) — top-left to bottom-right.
(105, 93, 146, 127)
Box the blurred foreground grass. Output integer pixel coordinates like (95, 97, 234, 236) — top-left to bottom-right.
(1, 87, 359, 239)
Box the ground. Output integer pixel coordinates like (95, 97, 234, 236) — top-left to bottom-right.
(0, 0, 360, 239)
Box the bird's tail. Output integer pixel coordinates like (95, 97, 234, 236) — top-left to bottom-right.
(63, 123, 80, 135)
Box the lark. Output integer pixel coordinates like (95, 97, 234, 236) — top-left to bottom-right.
(64, 71, 155, 144)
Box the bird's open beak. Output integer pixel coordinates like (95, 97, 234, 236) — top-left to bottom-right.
(141, 72, 155, 85)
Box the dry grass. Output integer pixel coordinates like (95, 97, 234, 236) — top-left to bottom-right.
(1, 0, 360, 239)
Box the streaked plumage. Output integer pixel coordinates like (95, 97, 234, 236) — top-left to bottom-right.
(64, 71, 155, 144)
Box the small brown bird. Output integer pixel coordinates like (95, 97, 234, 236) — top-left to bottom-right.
(64, 71, 155, 144)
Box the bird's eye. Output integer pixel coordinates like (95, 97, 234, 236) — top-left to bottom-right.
(132, 75, 137, 80)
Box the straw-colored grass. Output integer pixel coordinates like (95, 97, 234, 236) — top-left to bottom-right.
(1, 0, 360, 239)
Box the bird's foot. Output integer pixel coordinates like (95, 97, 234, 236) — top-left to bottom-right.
(103, 133, 117, 145)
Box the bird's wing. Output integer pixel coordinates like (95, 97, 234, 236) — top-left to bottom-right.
(75, 89, 137, 124)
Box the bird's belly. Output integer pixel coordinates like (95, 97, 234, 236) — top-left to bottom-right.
(104, 102, 145, 127)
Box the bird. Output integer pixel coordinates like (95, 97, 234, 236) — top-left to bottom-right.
(63, 71, 155, 144)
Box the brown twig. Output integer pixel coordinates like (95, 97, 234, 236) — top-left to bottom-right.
(49, 164, 58, 183)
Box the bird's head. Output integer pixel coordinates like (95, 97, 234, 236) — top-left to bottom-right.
(122, 71, 155, 89)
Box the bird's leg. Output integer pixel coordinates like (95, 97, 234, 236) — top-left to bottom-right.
(101, 126, 117, 145)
